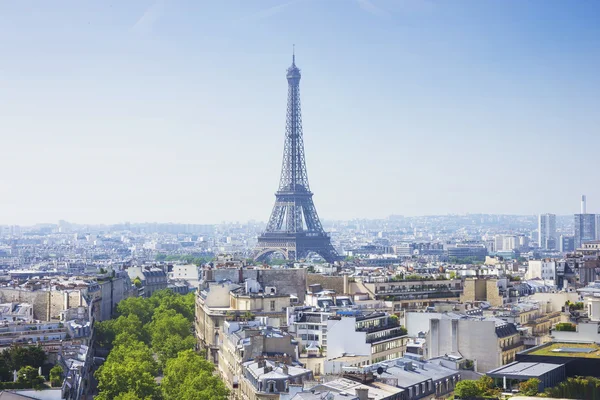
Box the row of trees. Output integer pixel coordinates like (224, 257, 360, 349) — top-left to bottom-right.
(543, 376, 600, 399)
(94, 289, 229, 400)
(154, 254, 211, 265)
(0, 346, 64, 389)
(0, 346, 46, 381)
(454, 376, 540, 399)
(455, 375, 600, 399)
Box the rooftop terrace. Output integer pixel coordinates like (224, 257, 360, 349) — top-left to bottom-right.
(527, 342, 600, 359)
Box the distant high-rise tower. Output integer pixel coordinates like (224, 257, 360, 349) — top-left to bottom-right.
(538, 213, 556, 250)
(574, 195, 596, 248)
(254, 54, 339, 263)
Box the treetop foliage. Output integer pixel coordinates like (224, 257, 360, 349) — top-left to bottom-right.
(95, 289, 228, 400)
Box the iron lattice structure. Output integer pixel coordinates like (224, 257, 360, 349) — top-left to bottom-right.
(254, 55, 339, 263)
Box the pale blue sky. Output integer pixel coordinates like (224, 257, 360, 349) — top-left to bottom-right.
(0, 0, 598, 225)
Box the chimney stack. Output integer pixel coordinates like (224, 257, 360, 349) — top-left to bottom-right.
(355, 388, 369, 400)
(582, 195, 587, 214)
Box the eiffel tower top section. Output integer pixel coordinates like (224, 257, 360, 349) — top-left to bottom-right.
(278, 51, 310, 193)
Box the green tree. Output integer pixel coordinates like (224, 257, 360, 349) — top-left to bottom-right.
(50, 364, 63, 387)
(95, 361, 160, 400)
(147, 309, 193, 366)
(114, 392, 143, 400)
(161, 349, 228, 400)
(117, 296, 154, 325)
(454, 380, 482, 399)
(476, 375, 500, 397)
(544, 376, 600, 399)
(133, 277, 142, 288)
(95, 314, 147, 349)
(520, 378, 540, 396)
(477, 375, 494, 392)
(8, 346, 46, 370)
(106, 335, 157, 375)
(17, 365, 45, 388)
(95, 319, 117, 349)
(150, 290, 195, 322)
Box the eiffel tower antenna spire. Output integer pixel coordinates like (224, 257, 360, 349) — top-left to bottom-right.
(254, 55, 339, 263)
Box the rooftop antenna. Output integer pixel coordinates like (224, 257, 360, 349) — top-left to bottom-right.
(292, 44, 295, 64)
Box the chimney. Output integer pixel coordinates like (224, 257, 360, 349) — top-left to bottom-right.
(282, 364, 289, 375)
(355, 388, 369, 400)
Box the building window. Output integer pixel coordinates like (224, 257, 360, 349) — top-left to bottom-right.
(270, 301, 276, 311)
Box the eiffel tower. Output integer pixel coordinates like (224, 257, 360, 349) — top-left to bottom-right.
(254, 53, 339, 263)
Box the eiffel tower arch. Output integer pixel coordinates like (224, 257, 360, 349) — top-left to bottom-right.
(254, 54, 339, 263)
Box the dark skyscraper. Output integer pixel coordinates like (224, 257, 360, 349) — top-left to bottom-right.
(254, 54, 339, 263)
(574, 195, 596, 248)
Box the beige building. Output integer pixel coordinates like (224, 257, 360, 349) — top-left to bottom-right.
(351, 277, 463, 311)
(460, 278, 504, 306)
(219, 320, 299, 398)
(196, 280, 291, 363)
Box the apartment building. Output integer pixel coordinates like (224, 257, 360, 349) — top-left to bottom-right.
(427, 314, 524, 373)
(325, 311, 409, 373)
(355, 277, 463, 311)
(240, 358, 313, 400)
(219, 320, 299, 398)
(196, 279, 291, 363)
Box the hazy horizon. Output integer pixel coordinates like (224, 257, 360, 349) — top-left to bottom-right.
(1, 1, 599, 225)
(3, 213, 579, 228)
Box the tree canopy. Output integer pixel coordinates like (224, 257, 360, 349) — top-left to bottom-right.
(520, 378, 540, 396)
(95, 290, 214, 399)
(454, 380, 482, 399)
(161, 350, 228, 400)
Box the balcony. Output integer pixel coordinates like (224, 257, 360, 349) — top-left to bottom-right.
(501, 342, 524, 352)
(357, 321, 399, 334)
(377, 291, 461, 302)
(365, 327, 408, 344)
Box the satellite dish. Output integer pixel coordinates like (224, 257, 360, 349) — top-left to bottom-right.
(377, 367, 384, 375)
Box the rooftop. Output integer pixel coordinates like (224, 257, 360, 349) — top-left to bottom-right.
(313, 378, 403, 400)
(487, 361, 564, 378)
(527, 342, 600, 358)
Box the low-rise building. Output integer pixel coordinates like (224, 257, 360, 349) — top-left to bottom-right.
(126, 266, 167, 297)
(219, 320, 299, 397)
(240, 358, 313, 400)
(354, 277, 463, 311)
(196, 279, 291, 363)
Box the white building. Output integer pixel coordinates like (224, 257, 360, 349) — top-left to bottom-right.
(325, 312, 408, 373)
(427, 315, 524, 373)
(525, 260, 556, 281)
(169, 263, 201, 289)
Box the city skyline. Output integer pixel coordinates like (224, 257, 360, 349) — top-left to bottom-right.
(1, 1, 599, 225)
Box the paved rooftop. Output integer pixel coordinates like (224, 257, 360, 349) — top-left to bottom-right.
(487, 361, 563, 377)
